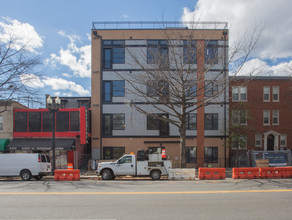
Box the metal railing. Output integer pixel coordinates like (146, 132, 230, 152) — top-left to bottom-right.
(92, 21, 228, 30)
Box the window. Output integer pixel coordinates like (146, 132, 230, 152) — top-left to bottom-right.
(0, 115, 3, 131)
(204, 113, 218, 130)
(103, 114, 125, 135)
(204, 147, 218, 163)
(273, 87, 279, 102)
(113, 114, 125, 130)
(205, 40, 218, 64)
(147, 40, 168, 67)
(205, 81, 218, 97)
(29, 112, 41, 132)
(232, 86, 247, 101)
(70, 111, 80, 131)
(263, 110, 270, 125)
(183, 40, 196, 64)
(186, 147, 197, 163)
(147, 80, 169, 97)
(14, 112, 27, 132)
(185, 81, 197, 97)
(102, 40, 125, 69)
(118, 155, 133, 164)
(42, 112, 53, 132)
(280, 135, 287, 147)
(231, 136, 247, 150)
(263, 86, 270, 102)
(103, 147, 125, 160)
(147, 114, 169, 136)
(103, 80, 125, 102)
(232, 110, 247, 125)
(187, 113, 197, 130)
(56, 111, 69, 132)
(272, 110, 279, 125)
(255, 134, 262, 147)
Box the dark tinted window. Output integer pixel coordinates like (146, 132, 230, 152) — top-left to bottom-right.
(56, 111, 69, 132)
(43, 112, 53, 132)
(70, 111, 80, 131)
(15, 112, 27, 132)
(29, 112, 41, 132)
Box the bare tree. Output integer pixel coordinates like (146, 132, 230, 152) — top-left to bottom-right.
(0, 33, 41, 113)
(115, 25, 261, 168)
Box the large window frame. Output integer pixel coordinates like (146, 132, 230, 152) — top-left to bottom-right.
(147, 40, 169, 67)
(187, 113, 197, 130)
(204, 113, 218, 130)
(102, 40, 125, 69)
(280, 135, 287, 147)
(272, 110, 279, 125)
(205, 40, 218, 64)
(232, 86, 247, 101)
(255, 134, 262, 148)
(205, 80, 218, 97)
(183, 40, 197, 64)
(272, 86, 279, 102)
(103, 113, 125, 136)
(263, 110, 270, 125)
(146, 80, 169, 98)
(232, 110, 247, 125)
(263, 86, 270, 102)
(103, 80, 125, 102)
(146, 114, 169, 136)
(204, 147, 218, 163)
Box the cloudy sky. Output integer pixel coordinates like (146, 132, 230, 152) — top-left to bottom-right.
(1, 0, 291, 107)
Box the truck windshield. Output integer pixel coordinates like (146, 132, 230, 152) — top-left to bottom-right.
(118, 156, 132, 164)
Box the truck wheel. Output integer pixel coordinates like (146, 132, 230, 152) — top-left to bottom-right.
(151, 170, 161, 180)
(101, 169, 112, 180)
(20, 170, 32, 181)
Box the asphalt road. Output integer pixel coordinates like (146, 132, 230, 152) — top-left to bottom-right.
(0, 178, 292, 220)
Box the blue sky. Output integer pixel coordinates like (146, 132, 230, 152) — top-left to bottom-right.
(1, 0, 291, 107)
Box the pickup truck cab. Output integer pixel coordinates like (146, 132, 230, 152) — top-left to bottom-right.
(97, 154, 172, 180)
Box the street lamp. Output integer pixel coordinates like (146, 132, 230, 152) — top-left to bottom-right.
(47, 95, 61, 175)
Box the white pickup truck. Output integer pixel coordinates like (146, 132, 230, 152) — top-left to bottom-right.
(97, 154, 172, 180)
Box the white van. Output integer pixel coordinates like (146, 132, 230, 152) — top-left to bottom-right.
(0, 153, 51, 181)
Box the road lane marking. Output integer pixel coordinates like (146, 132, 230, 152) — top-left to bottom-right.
(0, 189, 292, 195)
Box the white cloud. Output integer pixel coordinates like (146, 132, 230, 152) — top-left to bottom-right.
(42, 77, 90, 96)
(237, 59, 292, 76)
(182, 0, 292, 59)
(20, 74, 45, 88)
(182, 0, 292, 75)
(0, 17, 43, 53)
(62, 73, 72, 78)
(45, 31, 91, 78)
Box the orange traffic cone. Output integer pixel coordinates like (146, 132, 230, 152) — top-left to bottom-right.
(162, 149, 166, 160)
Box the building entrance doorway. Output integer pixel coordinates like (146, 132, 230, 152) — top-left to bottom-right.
(267, 134, 275, 151)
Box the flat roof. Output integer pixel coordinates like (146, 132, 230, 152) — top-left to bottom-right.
(92, 21, 228, 30)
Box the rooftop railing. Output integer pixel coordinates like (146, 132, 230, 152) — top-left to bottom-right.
(92, 21, 228, 30)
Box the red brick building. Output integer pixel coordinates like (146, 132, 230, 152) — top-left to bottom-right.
(229, 76, 292, 167)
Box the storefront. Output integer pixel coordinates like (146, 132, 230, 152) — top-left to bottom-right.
(7, 138, 75, 169)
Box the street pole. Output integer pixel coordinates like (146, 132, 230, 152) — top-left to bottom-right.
(47, 96, 61, 175)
